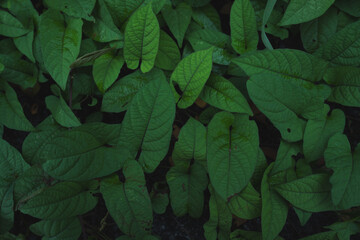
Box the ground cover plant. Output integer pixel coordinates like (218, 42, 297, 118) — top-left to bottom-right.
(0, 0, 360, 239)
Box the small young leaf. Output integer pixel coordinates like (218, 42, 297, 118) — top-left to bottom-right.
(279, 0, 335, 26)
(39, 10, 83, 90)
(170, 48, 213, 109)
(161, 2, 192, 47)
(13, 29, 35, 63)
(92, 50, 124, 93)
(230, 0, 258, 54)
(45, 95, 81, 128)
(124, 4, 160, 73)
(155, 31, 181, 71)
(0, 9, 30, 37)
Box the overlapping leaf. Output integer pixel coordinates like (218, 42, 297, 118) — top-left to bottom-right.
(170, 48, 213, 108)
(100, 160, 153, 239)
(0, 9, 30, 37)
(124, 4, 160, 73)
(45, 95, 81, 128)
(155, 31, 181, 71)
(39, 10, 83, 90)
(207, 112, 259, 200)
(118, 78, 175, 173)
(30, 218, 81, 240)
(44, 0, 96, 21)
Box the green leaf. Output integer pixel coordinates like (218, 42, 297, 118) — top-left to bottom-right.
(315, 20, 360, 66)
(230, 229, 284, 240)
(19, 181, 98, 219)
(13, 29, 35, 63)
(207, 112, 259, 200)
(204, 185, 232, 240)
(247, 73, 330, 142)
(261, 163, 288, 240)
(167, 163, 208, 218)
(228, 183, 261, 220)
(118, 78, 175, 173)
(150, 191, 168, 215)
(326, 221, 360, 240)
(83, 0, 123, 43)
(232, 49, 329, 83)
(170, 48, 213, 109)
(323, 66, 360, 107)
(71, 47, 113, 69)
(298, 231, 337, 240)
(325, 133, 360, 209)
(103, 0, 143, 26)
(294, 207, 312, 227)
(100, 160, 153, 238)
(303, 106, 345, 162)
(192, 8, 219, 31)
(0, 183, 14, 234)
(199, 74, 252, 115)
(271, 141, 300, 177)
(0, 9, 30, 37)
(92, 49, 124, 93)
(155, 30, 181, 71)
(279, 0, 335, 26)
(101, 68, 165, 113)
(0, 82, 34, 131)
(335, 0, 360, 17)
(230, 0, 258, 54)
(30, 218, 81, 240)
(300, 7, 337, 53)
(0, 52, 38, 88)
(172, 117, 207, 167)
(44, 0, 96, 21)
(274, 174, 336, 212)
(161, 2, 192, 47)
(124, 4, 160, 73)
(260, 0, 277, 49)
(45, 95, 81, 128)
(39, 10, 83, 90)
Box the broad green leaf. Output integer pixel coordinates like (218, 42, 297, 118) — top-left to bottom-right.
(0, 183, 14, 234)
(103, 0, 143, 26)
(270, 141, 300, 177)
(326, 221, 360, 240)
(100, 161, 153, 238)
(170, 48, 213, 109)
(30, 218, 81, 240)
(199, 74, 252, 115)
(101, 68, 165, 113)
(198, 4, 222, 30)
(315, 20, 360, 66)
(186, 29, 234, 65)
(279, 0, 335, 26)
(39, 125, 129, 181)
(13, 29, 35, 63)
(45, 95, 81, 128)
(155, 31, 180, 71)
(142, 0, 167, 14)
(192, 8, 219, 31)
(228, 183, 261, 220)
(335, 0, 360, 17)
(247, 73, 330, 142)
(232, 49, 329, 82)
(298, 231, 337, 240)
(172, 117, 206, 167)
(39, 10, 83, 90)
(230, 0, 258, 54)
(204, 185, 232, 240)
(325, 133, 360, 209)
(161, 3, 192, 47)
(19, 181, 98, 219)
(261, 163, 288, 240)
(118, 78, 175, 173)
(83, 0, 123, 43)
(274, 174, 336, 212)
(0, 52, 37, 88)
(323, 66, 360, 107)
(199, 106, 221, 125)
(124, 4, 160, 73)
(167, 163, 208, 218)
(14, 166, 46, 207)
(44, 0, 96, 21)
(92, 49, 124, 93)
(303, 106, 345, 162)
(0, 82, 34, 131)
(207, 112, 259, 200)
(0, 9, 30, 37)
(300, 7, 337, 53)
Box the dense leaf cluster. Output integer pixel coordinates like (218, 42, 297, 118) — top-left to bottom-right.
(0, 0, 360, 239)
